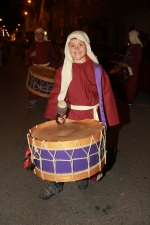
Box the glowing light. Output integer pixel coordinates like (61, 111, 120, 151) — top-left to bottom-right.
(2, 29, 5, 36)
(24, 11, 28, 15)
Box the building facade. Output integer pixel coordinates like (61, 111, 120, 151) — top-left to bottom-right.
(44, 0, 150, 51)
(23, 0, 150, 51)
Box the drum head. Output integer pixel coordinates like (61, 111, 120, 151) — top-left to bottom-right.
(30, 65, 56, 81)
(109, 66, 122, 74)
(31, 119, 103, 142)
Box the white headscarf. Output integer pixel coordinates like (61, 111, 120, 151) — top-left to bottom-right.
(35, 27, 48, 41)
(58, 30, 99, 101)
(129, 30, 143, 47)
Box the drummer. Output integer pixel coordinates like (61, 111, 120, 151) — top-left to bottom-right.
(118, 30, 143, 105)
(40, 30, 120, 200)
(26, 27, 60, 108)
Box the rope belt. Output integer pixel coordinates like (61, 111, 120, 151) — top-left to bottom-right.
(67, 103, 99, 121)
(33, 62, 50, 66)
(127, 66, 133, 75)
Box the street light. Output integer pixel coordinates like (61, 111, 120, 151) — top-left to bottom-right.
(27, 0, 35, 31)
(0, 19, 2, 21)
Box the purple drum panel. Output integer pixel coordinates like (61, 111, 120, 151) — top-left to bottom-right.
(30, 141, 104, 174)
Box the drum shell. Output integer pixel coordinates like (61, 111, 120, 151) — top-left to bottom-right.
(109, 66, 130, 85)
(27, 119, 106, 182)
(26, 65, 56, 98)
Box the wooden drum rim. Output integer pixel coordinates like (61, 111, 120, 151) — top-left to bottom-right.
(109, 66, 123, 74)
(29, 65, 56, 82)
(27, 119, 105, 150)
(34, 159, 106, 182)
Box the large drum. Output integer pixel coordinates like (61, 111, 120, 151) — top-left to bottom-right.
(26, 65, 56, 98)
(27, 119, 106, 182)
(109, 66, 130, 85)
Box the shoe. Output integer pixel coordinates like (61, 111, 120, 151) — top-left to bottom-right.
(78, 179, 88, 190)
(127, 101, 133, 106)
(28, 100, 37, 108)
(39, 182, 63, 200)
(28, 102, 35, 108)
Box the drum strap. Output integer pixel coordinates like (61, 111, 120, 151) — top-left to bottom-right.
(67, 103, 99, 121)
(33, 62, 50, 66)
(123, 44, 135, 62)
(94, 63, 107, 129)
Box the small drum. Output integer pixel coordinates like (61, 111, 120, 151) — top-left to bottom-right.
(27, 119, 106, 182)
(26, 65, 56, 98)
(109, 66, 129, 85)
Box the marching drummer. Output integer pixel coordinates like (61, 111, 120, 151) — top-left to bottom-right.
(118, 30, 143, 105)
(26, 27, 60, 108)
(39, 30, 120, 200)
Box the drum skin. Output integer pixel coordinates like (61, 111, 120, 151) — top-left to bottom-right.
(26, 65, 56, 98)
(27, 119, 106, 182)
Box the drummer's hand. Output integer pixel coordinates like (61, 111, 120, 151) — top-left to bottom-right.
(56, 114, 66, 124)
(30, 51, 37, 57)
(118, 62, 128, 67)
(58, 115, 66, 124)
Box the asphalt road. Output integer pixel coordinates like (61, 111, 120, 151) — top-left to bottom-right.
(0, 53, 150, 225)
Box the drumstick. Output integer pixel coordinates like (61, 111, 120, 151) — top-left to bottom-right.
(57, 100, 67, 118)
(109, 60, 119, 64)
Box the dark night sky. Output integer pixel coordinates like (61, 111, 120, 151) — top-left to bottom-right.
(0, 0, 25, 33)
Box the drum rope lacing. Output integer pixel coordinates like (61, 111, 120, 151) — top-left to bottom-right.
(28, 73, 54, 95)
(26, 66, 55, 98)
(28, 124, 106, 182)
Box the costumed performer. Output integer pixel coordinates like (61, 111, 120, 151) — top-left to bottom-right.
(39, 30, 120, 200)
(118, 30, 143, 105)
(26, 27, 60, 108)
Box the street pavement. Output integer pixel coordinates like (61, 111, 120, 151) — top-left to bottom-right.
(0, 52, 150, 225)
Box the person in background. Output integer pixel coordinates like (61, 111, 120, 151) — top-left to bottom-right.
(38, 30, 120, 200)
(20, 33, 29, 59)
(26, 27, 60, 108)
(25, 38, 34, 57)
(118, 30, 143, 105)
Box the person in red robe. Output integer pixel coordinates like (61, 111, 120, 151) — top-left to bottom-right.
(26, 27, 59, 108)
(39, 31, 120, 200)
(118, 30, 143, 105)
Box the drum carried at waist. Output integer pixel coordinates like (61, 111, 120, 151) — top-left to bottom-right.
(26, 65, 56, 98)
(27, 119, 106, 182)
(109, 66, 130, 85)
